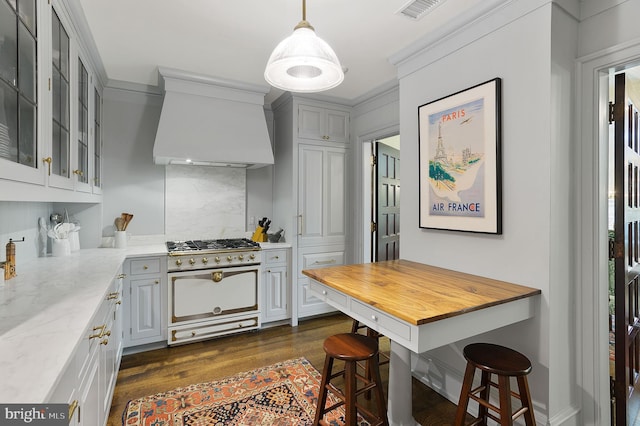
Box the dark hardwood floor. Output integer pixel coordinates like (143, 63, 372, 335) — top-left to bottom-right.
(108, 313, 469, 425)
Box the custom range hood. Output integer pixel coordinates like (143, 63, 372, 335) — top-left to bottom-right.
(153, 67, 274, 168)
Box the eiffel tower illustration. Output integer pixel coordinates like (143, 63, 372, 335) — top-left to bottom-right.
(433, 122, 448, 164)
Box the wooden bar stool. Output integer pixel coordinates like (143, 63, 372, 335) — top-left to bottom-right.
(454, 343, 536, 426)
(314, 333, 388, 426)
(351, 319, 390, 400)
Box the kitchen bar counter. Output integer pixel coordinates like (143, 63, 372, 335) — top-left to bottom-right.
(0, 244, 166, 403)
(303, 259, 541, 326)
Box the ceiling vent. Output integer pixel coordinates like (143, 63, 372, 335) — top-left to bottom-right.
(397, 0, 445, 20)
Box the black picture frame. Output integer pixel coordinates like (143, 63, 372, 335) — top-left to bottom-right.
(418, 78, 502, 234)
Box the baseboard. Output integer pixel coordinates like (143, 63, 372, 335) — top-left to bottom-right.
(547, 405, 581, 426)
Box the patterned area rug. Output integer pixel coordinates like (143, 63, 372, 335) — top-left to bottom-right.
(122, 357, 369, 425)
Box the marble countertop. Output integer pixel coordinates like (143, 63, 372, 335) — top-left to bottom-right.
(0, 244, 166, 403)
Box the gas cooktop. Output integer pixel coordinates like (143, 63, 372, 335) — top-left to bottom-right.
(166, 238, 261, 254)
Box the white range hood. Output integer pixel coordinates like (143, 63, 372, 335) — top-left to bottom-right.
(153, 67, 274, 168)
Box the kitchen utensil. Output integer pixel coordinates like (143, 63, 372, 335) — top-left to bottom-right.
(114, 217, 125, 231)
(122, 213, 133, 230)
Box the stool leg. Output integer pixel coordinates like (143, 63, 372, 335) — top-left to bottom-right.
(498, 375, 513, 426)
(314, 355, 334, 426)
(478, 371, 490, 425)
(364, 327, 380, 401)
(516, 376, 536, 426)
(344, 360, 357, 426)
(369, 352, 389, 426)
(454, 362, 476, 426)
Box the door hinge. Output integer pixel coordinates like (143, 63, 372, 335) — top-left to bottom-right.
(610, 239, 624, 259)
(371, 222, 377, 233)
(609, 101, 615, 124)
(371, 155, 377, 166)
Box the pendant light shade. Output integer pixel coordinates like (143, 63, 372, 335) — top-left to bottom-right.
(264, 1, 344, 93)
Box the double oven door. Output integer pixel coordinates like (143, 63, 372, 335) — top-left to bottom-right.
(168, 263, 261, 345)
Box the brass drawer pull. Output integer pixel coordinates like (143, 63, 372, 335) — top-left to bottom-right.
(68, 400, 78, 420)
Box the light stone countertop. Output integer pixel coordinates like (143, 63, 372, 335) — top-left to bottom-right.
(0, 244, 166, 403)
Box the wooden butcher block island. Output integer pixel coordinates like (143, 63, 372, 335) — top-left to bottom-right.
(302, 259, 542, 353)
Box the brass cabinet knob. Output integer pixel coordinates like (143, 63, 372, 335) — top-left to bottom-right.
(202, 257, 208, 264)
(227, 256, 233, 262)
(176, 259, 182, 266)
(189, 258, 195, 265)
(238, 254, 244, 260)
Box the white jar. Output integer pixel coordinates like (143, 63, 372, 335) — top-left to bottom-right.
(52, 239, 71, 257)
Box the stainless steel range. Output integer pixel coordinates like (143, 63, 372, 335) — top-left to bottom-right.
(166, 238, 262, 345)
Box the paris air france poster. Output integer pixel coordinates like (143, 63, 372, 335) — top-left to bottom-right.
(418, 78, 502, 234)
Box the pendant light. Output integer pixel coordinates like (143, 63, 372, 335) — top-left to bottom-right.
(264, 0, 344, 93)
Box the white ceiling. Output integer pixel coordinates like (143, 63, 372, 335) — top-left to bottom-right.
(77, 0, 484, 103)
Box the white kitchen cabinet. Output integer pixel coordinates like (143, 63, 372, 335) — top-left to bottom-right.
(298, 144, 346, 247)
(122, 256, 167, 348)
(262, 247, 291, 323)
(297, 246, 346, 318)
(48, 268, 123, 426)
(272, 94, 350, 324)
(0, 0, 103, 202)
(298, 104, 350, 143)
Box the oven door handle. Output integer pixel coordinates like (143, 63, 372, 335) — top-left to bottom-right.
(211, 271, 223, 282)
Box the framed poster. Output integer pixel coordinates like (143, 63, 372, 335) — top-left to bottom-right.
(418, 78, 502, 234)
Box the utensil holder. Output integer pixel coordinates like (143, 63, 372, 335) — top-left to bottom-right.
(52, 239, 71, 257)
(114, 231, 127, 249)
(69, 231, 80, 252)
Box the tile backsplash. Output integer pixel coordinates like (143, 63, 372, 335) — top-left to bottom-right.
(165, 165, 246, 240)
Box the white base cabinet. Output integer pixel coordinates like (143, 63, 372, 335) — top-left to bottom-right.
(122, 256, 167, 348)
(262, 247, 291, 323)
(49, 269, 124, 426)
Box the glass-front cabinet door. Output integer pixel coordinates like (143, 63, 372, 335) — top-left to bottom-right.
(0, 0, 43, 185)
(93, 87, 102, 193)
(74, 57, 90, 192)
(48, 8, 73, 190)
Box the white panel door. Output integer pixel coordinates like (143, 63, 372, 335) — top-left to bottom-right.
(298, 145, 346, 246)
(130, 277, 162, 341)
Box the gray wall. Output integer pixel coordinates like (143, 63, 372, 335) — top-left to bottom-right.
(392, 1, 577, 424)
(102, 86, 165, 238)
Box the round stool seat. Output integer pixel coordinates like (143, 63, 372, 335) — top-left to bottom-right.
(315, 333, 388, 426)
(323, 333, 378, 362)
(455, 343, 536, 426)
(463, 343, 532, 376)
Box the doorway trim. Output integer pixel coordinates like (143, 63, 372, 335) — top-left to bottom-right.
(353, 124, 399, 265)
(576, 40, 640, 425)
